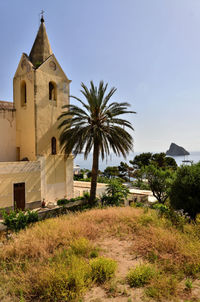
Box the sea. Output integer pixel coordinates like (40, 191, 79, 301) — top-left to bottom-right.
(74, 151, 200, 171)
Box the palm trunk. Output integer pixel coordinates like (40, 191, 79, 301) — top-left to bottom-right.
(89, 143, 99, 205)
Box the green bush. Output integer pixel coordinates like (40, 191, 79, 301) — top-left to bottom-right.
(101, 179, 129, 206)
(57, 199, 70, 206)
(144, 165, 174, 204)
(151, 203, 189, 230)
(185, 278, 193, 291)
(126, 264, 156, 287)
(82, 191, 90, 202)
(134, 201, 144, 208)
(2, 209, 38, 232)
(69, 237, 98, 258)
(169, 163, 200, 220)
(151, 203, 169, 215)
(90, 257, 117, 284)
(69, 198, 76, 202)
(32, 255, 91, 301)
(26, 210, 39, 223)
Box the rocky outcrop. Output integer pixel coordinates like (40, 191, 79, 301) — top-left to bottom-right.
(166, 143, 190, 156)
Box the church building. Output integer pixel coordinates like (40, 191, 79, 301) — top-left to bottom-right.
(0, 16, 74, 210)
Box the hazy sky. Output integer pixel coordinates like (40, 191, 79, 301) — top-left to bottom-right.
(0, 0, 200, 152)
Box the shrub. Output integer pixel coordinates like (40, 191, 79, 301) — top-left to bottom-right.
(126, 264, 156, 287)
(90, 257, 117, 284)
(185, 278, 193, 291)
(101, 179, 129, 206)
(26, 210, 39, 224)
(82, 191, 90, 202)
(69, 237, 98, 258)
(169, 163, 200, 220)
(151, 203, 169, 216)
(152, 203, 189, 230)
(2, 209, 38, 232)
(134, 201, 144, 208)
(32, 255, 91, 301)
(139, 215, 154, 226)
(145, 275, 178, 300)
(57, 198, 70, 206)
(144, 165, 174, 204)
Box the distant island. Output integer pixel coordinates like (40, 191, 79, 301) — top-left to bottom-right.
(166, 143, 190, 156)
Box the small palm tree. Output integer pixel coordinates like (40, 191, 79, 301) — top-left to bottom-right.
(58, 81, 135, 204)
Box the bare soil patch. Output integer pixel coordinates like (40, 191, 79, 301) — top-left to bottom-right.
(84, 237, 144, 302)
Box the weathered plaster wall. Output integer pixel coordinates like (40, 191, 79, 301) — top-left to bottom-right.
(0, 161, 41, 208)
(40, 155, 73, 203)
(14, 54, 36, 161)
(0, 110, 16, 161)
(35, 55, 70, 156)
(65, 155, 74, 199)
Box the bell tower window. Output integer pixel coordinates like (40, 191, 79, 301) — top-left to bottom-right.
(21, 81, 27, 106)
(51, 137, 57, 155)
(49, 81, 57, 101)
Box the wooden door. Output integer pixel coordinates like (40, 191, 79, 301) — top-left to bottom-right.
(14, 183, 25, 210)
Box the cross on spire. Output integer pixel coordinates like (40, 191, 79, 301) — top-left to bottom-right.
(40, 10, 45, 22)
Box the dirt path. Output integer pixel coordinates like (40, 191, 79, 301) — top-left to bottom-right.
(83, 238, 144, 302)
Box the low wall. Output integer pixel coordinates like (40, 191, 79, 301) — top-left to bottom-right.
(74, 181, 107, 198)
(0, 161, 41, 208)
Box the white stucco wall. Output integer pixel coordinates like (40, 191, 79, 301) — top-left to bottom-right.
(0, 110, 16, 161)
(0, 161, 41, 208)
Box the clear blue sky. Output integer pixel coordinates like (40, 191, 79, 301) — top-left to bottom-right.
(0, 0, 200, 152)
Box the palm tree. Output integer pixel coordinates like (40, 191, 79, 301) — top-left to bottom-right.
(58, 81, 135, 205)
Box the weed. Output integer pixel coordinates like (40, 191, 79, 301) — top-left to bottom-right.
(126, 264, 156, 287)
(104, 280, 118, 297)
(139, 214, 154, 226)
(147, 250, 158, 263)
(145, 275, 178, 300)
(31, 255, 91, 301)
(90, 256, 117, 284)
(69, 237, 99, 259)
(185, 278, 193, 291)
(1, 207, 200, 301)
(89, 249, 99, 258)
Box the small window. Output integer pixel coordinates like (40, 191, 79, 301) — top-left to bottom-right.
(49, 81, 57, 101)
(21, 81, 27, 106)
(51, 137, 57, 155)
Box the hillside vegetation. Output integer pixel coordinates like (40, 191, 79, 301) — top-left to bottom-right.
(0, 207, 200, 301)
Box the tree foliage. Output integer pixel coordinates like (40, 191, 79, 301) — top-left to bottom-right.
(130, 152, 177, 170)
(58, 81, 135, 204)
(130, 152, 152, 169)
(169, 163, 200, 220)
(103, 166, 119, 178)
(144, 165, 174, 204)
(101, 179, 129, 206)
(118, 161, 134, 181)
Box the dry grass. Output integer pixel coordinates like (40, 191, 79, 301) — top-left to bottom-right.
(0, 206, 200, 301)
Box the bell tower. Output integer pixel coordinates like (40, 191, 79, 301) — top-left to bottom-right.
(14, 16, 71, 160)
(13, 17, 74, 201)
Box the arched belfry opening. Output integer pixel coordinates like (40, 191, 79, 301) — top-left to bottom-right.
(21, 81, 27, 106)
(51, 137, 57, 155)
(49, 81, 57, 101)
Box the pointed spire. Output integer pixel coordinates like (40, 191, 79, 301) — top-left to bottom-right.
(29, 16, 52, 67)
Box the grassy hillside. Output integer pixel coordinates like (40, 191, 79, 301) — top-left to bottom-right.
(0, 207, 200, 301)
